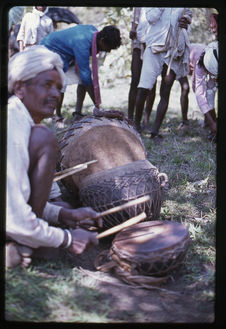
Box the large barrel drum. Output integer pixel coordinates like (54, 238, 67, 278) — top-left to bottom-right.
(57, 116, 167, 228)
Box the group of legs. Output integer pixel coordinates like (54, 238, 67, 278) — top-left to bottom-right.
(56, 48, 214, 141)
(128, 47, 190, 137)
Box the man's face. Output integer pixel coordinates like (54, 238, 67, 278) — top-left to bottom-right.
(35, 6, 47, 12)
(98, 39, 112, 53)
(19, 69, 62, 123)
(210, 15, 218, 37)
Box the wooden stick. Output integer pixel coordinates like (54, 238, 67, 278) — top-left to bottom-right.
(54, 160, 97, 176)
(97, 212, 147, 239)
(166, 8, 186, 76)
(53, 160, 97, 182)
(92, 195, 151, 220)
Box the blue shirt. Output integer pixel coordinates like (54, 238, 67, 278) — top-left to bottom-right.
(40, 24, 97, 85)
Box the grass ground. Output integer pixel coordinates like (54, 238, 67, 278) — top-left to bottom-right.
(5, 76, 216, 323)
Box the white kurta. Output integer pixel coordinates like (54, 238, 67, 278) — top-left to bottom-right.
(17, 9, 53, 47)
(138, 8, 192, 89)
(7, 96, 64, 249)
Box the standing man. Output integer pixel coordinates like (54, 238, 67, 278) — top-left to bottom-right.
(8, 6, 25, 31)
(17, 6, 53, 51)
(6, 46, 101, 268)
(128, 7, 155, 124)
(135, 8, 192, 137)
(40, 24, 121, 121)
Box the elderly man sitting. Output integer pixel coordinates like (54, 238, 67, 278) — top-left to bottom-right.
(6, 45, 101, 268)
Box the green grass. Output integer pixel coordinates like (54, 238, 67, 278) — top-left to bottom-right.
(5, 263, 111, 322)
(5, 76, 216, 322)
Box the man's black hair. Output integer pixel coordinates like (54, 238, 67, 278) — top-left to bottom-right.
(97, 25, 121, 49)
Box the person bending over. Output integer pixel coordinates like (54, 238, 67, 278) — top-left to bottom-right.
(40, 24, 121, 121)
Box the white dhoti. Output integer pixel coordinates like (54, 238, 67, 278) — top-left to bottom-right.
(138, 44, 190, 90)
(138, 47, 166, 90)
(61, 65, 81, 93)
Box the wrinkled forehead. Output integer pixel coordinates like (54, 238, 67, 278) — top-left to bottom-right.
(25, 69, 62, 85)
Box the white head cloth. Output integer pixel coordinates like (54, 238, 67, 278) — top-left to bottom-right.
(203, 41, 218, 76)
(8, 45, 65, 93)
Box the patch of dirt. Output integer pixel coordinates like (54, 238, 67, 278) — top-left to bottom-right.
(62, 239, 215, 323)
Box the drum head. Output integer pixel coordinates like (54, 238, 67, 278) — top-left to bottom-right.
(58, 116, 146, 189)
(112, 220, 190, 257)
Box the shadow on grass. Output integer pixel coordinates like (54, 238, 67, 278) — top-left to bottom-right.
(5, 254, 214, 323)
(5, 260, 111, 322)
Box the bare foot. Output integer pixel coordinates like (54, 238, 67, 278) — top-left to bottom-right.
(5, 242, 33, 268)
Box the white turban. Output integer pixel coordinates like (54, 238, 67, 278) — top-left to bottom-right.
(203, 41, 218, 76)
(8, 45, 65, 93)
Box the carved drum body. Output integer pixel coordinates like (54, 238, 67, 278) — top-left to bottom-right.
(58, 116, 167, 229)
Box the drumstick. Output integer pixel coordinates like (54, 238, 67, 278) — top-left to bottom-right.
(53, 160, 97, 182)
(97, 212, 147, 239)
(92, 195, 151, 220)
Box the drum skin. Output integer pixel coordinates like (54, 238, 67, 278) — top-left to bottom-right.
(110, 220, 191, 277)
(57, 116, 146, 194)
(79, 160, 164, 229)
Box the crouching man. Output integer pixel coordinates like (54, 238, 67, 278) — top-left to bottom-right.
(6, 45, 101, 268)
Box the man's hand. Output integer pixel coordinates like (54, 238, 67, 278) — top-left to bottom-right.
(58, 207, 102, 229)
(129, 30, 137, 40)
(68, 228, 98, 254)
(178, 16, 190, 30)
(205, 111, 217, 136)
(93, 107, 125, 120)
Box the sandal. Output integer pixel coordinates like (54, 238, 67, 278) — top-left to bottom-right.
(177, 120, 189, 130)
(208, 132, 217, 143)
(150, 132, 163, 139)
(54, 116, 64, 122)
(73, 112, 86, 121)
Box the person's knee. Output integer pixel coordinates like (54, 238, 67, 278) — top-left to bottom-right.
(181, 82, 190, 96)
(130, 78, 139, 90)
(29, 125, 58, 166)
(30, 125, 57, 149)
(136, 88, 149, 104)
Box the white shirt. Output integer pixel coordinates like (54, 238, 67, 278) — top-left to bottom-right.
(145, 8, 192, 49)
(136, 8, 150, 44)
(17, 8, 53, 46)
(7, 96, 64, 249)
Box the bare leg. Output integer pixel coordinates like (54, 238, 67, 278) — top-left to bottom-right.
(128, 48, 142, 121)
(28, 125, 58, 217)
(56, 92, 64, 120)
(151, 64, 176, 136)
(178, 76, 189, 123)
(205, 109, 217, 136)
(142, 83, 156, 131)
(74, 84, 86, 115)
(135, 87, 149, 132)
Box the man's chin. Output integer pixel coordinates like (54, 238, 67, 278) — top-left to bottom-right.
(44, 107, 56, 118)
